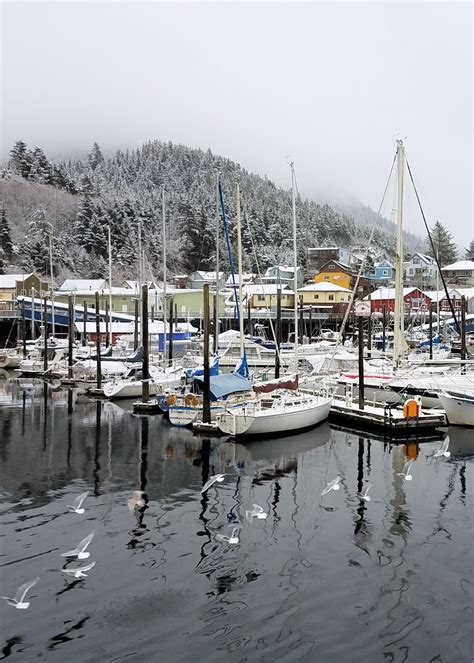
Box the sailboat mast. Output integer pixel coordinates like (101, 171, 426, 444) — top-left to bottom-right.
(393, 140, 405, 367)
(215, 176, 220, 352)
(137, 220, 143, 345)
(108, 225, 113, 347)
(291, 162, 298, 371)
(162, 185, 167, 366)
(236, 182, 244, 357)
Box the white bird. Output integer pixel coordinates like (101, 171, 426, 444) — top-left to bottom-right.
(1, 577, 40, 609)
(357, 482, 372, 502)
(61, 561, 96, 579)
(60, 531, 95, 560)
(398, 461, 413, 481)
(216, 527, 240, 544)
(200, 474, 225, 495)
(434, 438, 451, 458)
(321, 476, 341, 496)
(127, 490, 146, 512)
(66, 491, 88, 514)
(245, 503, 268, 521)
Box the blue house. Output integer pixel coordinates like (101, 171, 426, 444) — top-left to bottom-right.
(365, 259, 394, 284)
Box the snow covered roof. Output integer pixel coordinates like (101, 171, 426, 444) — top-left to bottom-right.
(441, 260, 474, 271)
(424, 288, 474, 301)
(299, 282, 352, 293)
(408, 252, 435, 264)
(374, 259, 394, 268)
(364, 287, 421, 301)
(191, 271, 225, 280)
(226, 273, 255, 285)
(0, 273, 31, 289)
(59, 279, 107, 291)
(243, 284, 292, 295)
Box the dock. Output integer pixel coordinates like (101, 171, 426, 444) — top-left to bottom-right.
(329, 395, 446, 436)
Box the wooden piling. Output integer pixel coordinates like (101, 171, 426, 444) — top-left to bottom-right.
(460, 295, 467, 360)
(83, 300, 87, 346)
(168, 296, 174, 365)
(202, 284, 211, 424)
(105, 300, 110, 348)
(43, 297, 48, 373)
(141, 284, 149, 403)
(358, 315, 365, 411)
(429, 306, 433, 360)
(275, 287, 282, 379)
(68, 295, 74, 379)
(134, 298, 139, 351)
(95, 292, 102, 390)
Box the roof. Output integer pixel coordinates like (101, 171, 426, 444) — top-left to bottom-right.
(59, 278, 107, 291)
(374, 259, 394, 268)
(308, 246, 339, 251)
(441, 260, 474, 271)
(0, 273, 31, 289)
(265, 265, 301, 274)
(243, 284, 292, 295)
(191, 271, 225, 280)
(299, 282, 352, 293)
(424, 288, 474, 301)
(409, 252, 435, 264)
(318, 259, 353, 273)
(364, 287, 422, 301)
(226, 273, 255, 285)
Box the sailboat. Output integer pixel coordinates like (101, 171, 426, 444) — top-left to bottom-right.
(216, 165, 332, 437)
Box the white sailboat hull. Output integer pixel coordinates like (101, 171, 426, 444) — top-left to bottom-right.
(216, 394, 332, 436)
(438, 392, 474, 427)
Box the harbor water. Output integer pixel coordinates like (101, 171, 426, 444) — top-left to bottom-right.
(0, 376, 473, 662)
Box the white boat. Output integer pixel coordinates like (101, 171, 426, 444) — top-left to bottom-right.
(216, 167, 332, 438)
(216, 390, 332, 436)
(0, 349, 22, 369)
(103, 365, 183, 400)
(437, 390, 474, 427)
(389, 370, 474, 408)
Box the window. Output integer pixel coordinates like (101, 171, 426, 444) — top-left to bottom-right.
(314, 294, 319, 300)
(328, 294, 334, 301)
(383, 270, 388, 275)
(328, 264, 335, 270)
(258, 294, 265, 301)
(122, 305, 128, 312)
(324, 276, 330, 281)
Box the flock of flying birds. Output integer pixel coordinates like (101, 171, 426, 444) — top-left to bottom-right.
(2, 438, 451, 610)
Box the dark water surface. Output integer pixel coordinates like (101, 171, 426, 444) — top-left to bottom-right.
(0, 377, 473, 662)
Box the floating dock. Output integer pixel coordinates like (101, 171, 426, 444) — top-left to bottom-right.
(330, 396, 446, 436)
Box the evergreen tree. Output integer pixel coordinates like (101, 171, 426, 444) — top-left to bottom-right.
(88, 142, 104, 170)
(465, 240, 474, 261)
(426, 221, 458, 267)
(0, 207, 13, 256)
(9, 140, 32, 178)
(29, 147, 52, 184)
(20, 209, 52, 275)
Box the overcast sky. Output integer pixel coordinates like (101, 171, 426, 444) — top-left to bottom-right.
(1, 1, 472, 243)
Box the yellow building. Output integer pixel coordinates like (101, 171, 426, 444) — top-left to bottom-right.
(242, 284, 294, 309)
(313, 259, 353, 290)
(0, 273, 49, 312)
(298, 281, 352, 307)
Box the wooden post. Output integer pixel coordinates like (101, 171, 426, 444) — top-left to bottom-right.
(43, 297, 48, 373)
(168, 296, 174, 365)
(134, 299, 139, 351)
(105, 300, 110, 348)
(203, 284, 211, 424)
(382, 306, 386, 353)
(367, 313, 372, 359)
(275, 288, 282, 379)
(309, 306, 313, 342)
(460, 295, 467, 360)
(429, 305, 433, 360)
(213, 292, 218, 354)
(247, 299, 252, 336)
(151, 305, 155, 323)
(83, 300, 87, 346)
(299, 295, 304, 344)
(95, 292, 102, 390)
(21, 301, 27, 358)
(68, 295, 74, 379)
(358, 315, 364, 411)
(141, 284, 149, 403)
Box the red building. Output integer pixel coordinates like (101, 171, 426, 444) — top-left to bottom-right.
(364, 287, 431, 314)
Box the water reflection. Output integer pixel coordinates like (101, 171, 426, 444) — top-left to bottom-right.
(0, 376, 473, 662)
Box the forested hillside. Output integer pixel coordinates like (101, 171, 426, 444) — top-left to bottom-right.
(0, 140, 411, 280)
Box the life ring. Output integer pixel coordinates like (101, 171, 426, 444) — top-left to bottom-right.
(166, 393, 177, 406)
(185, 393, 199, 407)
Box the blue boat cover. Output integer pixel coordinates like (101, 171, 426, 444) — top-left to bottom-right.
(185, 354, 219, 379)
(194, 372, 252, 400)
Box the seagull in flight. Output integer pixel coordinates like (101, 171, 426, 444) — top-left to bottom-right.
(434, 438, 451, 458)
(398, 461, 413, 481)
(200, 474, 225, 495)
(62, 561, 96, 579)
(245, 504, 268, 521)
(321, 476, 341, 496)
(60, 531, 95, 560)
(357, 482, 372, 502)
(66, 491, 89, 514)
(216, 527, 240, 544)
(1, 577, 40, 609)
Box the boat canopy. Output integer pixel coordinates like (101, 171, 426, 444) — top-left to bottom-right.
(254, 373, 298, 393)
(194, 373, 252, 400)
